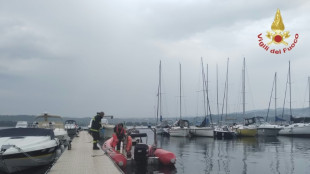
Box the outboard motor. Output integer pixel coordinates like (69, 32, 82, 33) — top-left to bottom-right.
(134, 143, 149, 164)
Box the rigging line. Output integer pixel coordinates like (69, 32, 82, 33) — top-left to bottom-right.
(266, 73, 276, 122)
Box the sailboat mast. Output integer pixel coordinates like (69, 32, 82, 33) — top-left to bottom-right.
(156, 61, 161, 125)
(289, 61, 292, 117)
(179, 63, 182, 119)
(201, 58, 207, 118)
(308, 76, 310, 115)
(206, 64, 209, 117)
(242, 58, 246, 117)
(275, 72, 277, 118)
(226, 58, 229, 119)
(216, 64, 219, 116)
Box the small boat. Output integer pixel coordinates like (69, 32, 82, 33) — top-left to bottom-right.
(214, 125, 236, 139)
(236, 117, 258, 137)
(15, 121, 28, 128)
(0, 128, 61, 173)
(102, 129, 176, 169)
(169, 120, 190, 137)
(64, 120, 78, 138)
(34, 113, 71, 149)
(155, 120, 172, 136)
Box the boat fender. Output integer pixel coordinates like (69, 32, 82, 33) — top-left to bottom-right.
(60, 144, 65, 152)
(56, 149, 62, 158)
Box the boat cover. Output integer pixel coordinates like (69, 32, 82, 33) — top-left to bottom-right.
(0, 128, 55, 139)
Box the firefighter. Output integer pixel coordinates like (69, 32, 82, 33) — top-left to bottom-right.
(90, 112, 104, 150)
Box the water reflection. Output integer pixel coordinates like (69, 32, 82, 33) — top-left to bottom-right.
(132, 129, 310, 174)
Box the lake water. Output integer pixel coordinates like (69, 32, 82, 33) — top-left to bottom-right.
(130, 129, 310, 174)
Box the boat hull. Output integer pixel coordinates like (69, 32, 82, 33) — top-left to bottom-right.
(169, 127, 190, 137)
(278, 123, 310, 137)
(237, 128, 257, 137)
(102, 137, 127, 168)
(190, 127, 214, 137)
(257, 128, 281, 136)
(0, 147, 57, 173)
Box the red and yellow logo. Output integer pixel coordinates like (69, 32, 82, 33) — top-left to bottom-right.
(257, 9, 299, 54)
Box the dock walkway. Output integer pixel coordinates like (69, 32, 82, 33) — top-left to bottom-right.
(49, 131, 122, 174)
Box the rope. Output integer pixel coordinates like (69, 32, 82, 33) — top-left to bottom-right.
(12, 145, 54, 163)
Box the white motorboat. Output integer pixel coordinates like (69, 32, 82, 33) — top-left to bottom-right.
(169, 120, 190, 137)
(0, 128, 61, 173)
(100, 118, 114, 139)
(155, 120, 172, 136)
(64, 120, 78, 138)
(15, 121, 28, 128)
(256, 117, 282, 136)
(34, 113, 71, 148)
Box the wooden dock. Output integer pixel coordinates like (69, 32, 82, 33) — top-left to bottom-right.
(49, 131, 122, 174)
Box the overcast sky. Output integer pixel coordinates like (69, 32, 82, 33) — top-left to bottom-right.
(0, 0, 309, 119)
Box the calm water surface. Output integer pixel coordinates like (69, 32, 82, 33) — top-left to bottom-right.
(134, 129, 310, 174)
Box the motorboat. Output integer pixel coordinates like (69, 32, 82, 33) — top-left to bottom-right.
(169, 120, 190, 137)
(0, 128, 61, 173)
(236, 117, 258, 137)
(64, 120, 78, 138)
(102, 129, 176, 170)
(256, 117, 281, 136)
(34, 113, 71, 149)
(15, 121, 28, 128)
(100, 118, 115, 139)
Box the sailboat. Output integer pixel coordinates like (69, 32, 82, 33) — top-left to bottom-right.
(214, 58, 236, 139)
(257, 72, 282, 136)
(155, 61, 171, 136)
(236, 58, 257, 137)
(190, 59, 214, 137)
(278, 62, 310, 137)
(169, 63, 190, 137)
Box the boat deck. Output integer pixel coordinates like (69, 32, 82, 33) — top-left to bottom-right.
(49, 131, 122, 174)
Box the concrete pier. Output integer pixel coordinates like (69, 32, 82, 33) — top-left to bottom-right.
(49, 131, 122, 174)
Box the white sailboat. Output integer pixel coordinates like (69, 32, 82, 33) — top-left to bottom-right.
(279, 62, 310, 137)
(169, 63, 190, 137)
(190, 58, 213, 137)
(155, 61, 171, 136)
(257, 72, 282, 136)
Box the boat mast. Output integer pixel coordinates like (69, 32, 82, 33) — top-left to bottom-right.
(216, 64, 219, 117)
(201, 58, 207, 120)
(308, 76, 310, 115)
(242, 58, 246, 117)
(226, 58, 229, 120)
(179, 63, 182, 119)
(275, 72, 277, 118)
(206, 64, 209, 117)
(156, 61, 162, 125)
(289, 61, 292, 118)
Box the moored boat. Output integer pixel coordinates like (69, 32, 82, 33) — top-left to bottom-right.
(34, 113, 71, 149)
(0, 128, 61, 173)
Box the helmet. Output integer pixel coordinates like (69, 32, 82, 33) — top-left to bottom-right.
(97, 112, 105, 117)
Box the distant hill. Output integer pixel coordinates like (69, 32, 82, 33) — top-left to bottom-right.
(0, 107, 309, 127)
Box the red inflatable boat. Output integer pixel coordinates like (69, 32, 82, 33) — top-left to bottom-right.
(102, 132, 176, 169)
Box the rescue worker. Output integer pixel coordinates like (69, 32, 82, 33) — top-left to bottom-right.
(90, 112, 104, 150)
(114, 123, 126, 151)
